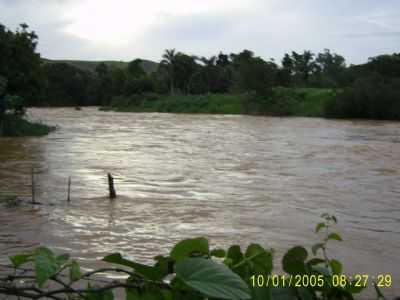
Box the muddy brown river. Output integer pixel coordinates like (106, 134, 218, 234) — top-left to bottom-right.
(0, 108, 399, 298)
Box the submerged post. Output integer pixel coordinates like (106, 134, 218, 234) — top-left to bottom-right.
(67, 176, 71, 202)
(31, 167, 35, 204)
(108, 173, 116, 199)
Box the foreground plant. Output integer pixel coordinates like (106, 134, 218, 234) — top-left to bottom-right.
(0, 215, 390, 300)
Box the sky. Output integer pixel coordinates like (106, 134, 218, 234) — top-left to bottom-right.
(1, 0, 399, 64)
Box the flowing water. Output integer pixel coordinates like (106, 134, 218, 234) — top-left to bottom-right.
(0, 108, 399, 298)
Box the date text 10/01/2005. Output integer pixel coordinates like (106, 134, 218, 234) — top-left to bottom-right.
(250, 274, 393, 288)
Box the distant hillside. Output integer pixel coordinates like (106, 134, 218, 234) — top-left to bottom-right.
(42, 58, 159, 74)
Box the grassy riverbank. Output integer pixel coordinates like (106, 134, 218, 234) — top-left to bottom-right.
(101, 88, 337, 117)
(0, 114, 55, 137)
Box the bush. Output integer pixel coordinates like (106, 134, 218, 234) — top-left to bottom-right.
(1, 214, 388, 300)
(1, 114, 55, 137)
(325, 75, 400, 120)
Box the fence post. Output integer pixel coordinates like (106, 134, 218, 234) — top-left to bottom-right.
(67, 176, 71, 202)
(108, 173, 116, 199)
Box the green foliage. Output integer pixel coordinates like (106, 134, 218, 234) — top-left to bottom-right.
(1, 113, 55, 137)
(69, 260, 82, 282)
(107, 93, 245, 114)
(103, 253, 165, 281)
(34, 247, 69, 287)
(0, 23, 45, 106)
(324, 75, 400, 120)
(170, 237, 209, 261)
(175, 258, 251, 300)
(10, 253, 33, 268)
(282, 246, 308, 275)
(4, 216, 385, 300)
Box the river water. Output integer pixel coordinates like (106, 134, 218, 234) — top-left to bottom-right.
(0, 108, 399, 298)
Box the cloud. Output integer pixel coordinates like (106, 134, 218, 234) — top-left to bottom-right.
(0, 0, 399, 64)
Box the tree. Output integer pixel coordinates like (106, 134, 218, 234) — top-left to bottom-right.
(43, 63, 92, 106)
(290, 50, 316, 85)
(198, 56, 216, 94)
(277, 53, 294, 86)
(127, 59, 146, 77)
(230, 50, 277, 96)
(160, 49, 177, 95)
(172, 52, 199, 94)
(0, 23, 45, 105)
(314, 49, 346, 87)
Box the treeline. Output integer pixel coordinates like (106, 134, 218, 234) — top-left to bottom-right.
(1, 23, 400, 120)
(41, 49, 350, 106)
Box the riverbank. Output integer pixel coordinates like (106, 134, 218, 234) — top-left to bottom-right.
(100, 88, 337, 117)
(0, 114, 55, 137)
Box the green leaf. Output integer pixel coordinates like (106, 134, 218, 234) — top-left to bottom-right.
(311, 243, 324, 255)
(103, 253, 164, 281)
(175, 258, 251, 300)
(329, 259, 342, 275)
(70, 260, 82, 282)
(56, 254, 70, 266)
(243, 244, 273, 274)
(327, 233, 342, 242)
(10, 253, 33, 268)
(170, 237, 209, 261)
(282, 246, 308, 275)
(315, 222, 326, 233)
(226, 245, 244, 265)
(34, 247, 63, 287)
(250, 285, 271, 300)
(210, 248, 226, 258)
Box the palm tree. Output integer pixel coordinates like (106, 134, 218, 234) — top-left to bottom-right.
(199, 56, 216, 94)
(161, 49, 177, 95)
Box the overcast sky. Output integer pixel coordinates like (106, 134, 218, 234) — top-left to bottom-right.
(1, 0, 399, 64)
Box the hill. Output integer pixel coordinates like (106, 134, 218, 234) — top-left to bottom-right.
(41, 58, 159, 74)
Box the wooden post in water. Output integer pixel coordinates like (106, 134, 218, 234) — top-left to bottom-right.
(31, 167, 35, 204)
(67, 176, 71, 202)
(108, 173, 116, 199)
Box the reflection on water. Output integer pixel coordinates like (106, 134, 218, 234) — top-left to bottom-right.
(0, 108, 399, 298)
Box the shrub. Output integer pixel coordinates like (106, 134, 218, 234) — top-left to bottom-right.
(1, 215, 387, 300)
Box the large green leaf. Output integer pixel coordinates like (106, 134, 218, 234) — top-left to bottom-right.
(250, 285, 271, 300)
(34, 247, 63, 287)
(170, 237, 209, 261)
(244, 244, 273, 275)
(226, 245, 244, 266)
(103, 253, 164, 281)
(175, 258, 251, 300)
(282, 246, 308, 275)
